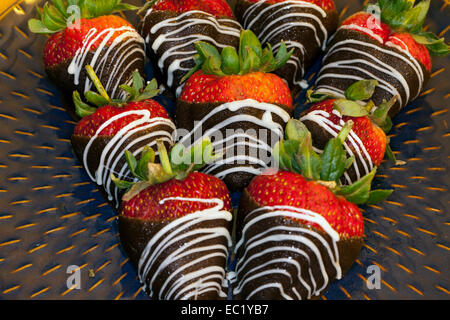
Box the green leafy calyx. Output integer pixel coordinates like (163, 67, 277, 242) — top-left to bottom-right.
(28, 0, 139, 34)
(73, 65, 160, 118)
(181, 29, 293, 82)
(111, 138, 218, 201)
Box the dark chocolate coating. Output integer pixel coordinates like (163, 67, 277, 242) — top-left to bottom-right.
(235, 0, 338, 98)
(175, 100, 293, 192)
(118, 213, 232, 300)
(315, 29, 430, 117)
(233, 189, 363, 300)
(139, 10, 242, 95)
(46, 41, 145, 116)
(71, 123, 174, 211)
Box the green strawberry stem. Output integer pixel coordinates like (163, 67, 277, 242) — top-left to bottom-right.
(28, 0, 139, 34)
(371, 0, 449, 56)
(345, 79, 379, 101)
(111, 137, 219, 201)
(285, 118, 310, 141)
(384, 142, 407, 166)
(306, 89, 329, 104)
(85, 65, 112, 103)
(275, 119, 393, 205)
(319, 121, 354, 182)
(385, 144, 397, 163)
(308, 79, 380, 105)
(307, 79, 398, 164)
(73, 65, 160, 118)
(334, 99, 370, 117)
(181, 29, 294, 83)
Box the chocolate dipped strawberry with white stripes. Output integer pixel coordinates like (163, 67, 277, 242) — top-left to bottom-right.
(138, 0, 242, 96)
(302, 79, 397, 185)
(112, 139, 233, 300)
(314, 0, 450, 116)
(28, 0, 146, 115)
(176, 30, 294, 191)
(71, 66, 176, 210)
(231, 120, 392, 300)
(234, 0, 338, 97)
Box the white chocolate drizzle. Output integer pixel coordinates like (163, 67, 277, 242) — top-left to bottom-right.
(68, 26, 145, 100)
(138, 197, 232, 300)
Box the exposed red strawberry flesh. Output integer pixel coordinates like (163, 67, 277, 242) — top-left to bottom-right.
(247, 171, 364, 238)
(246, 0, 335, 11)
(308, 99, 387, 165)
(74, 100, 170, 138)
(152, 0, 234, 18)
(44, 15, 133, 68)
(179, 71, 293, 108)
(122, 172, 232, 220)
(341, 12, 431, 71)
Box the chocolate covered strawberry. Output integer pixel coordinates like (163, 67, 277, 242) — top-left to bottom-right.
(315, 0, 449, 116)
(112, 139, 233, 300)
(28, 0, 145, 115)
(234, 0, 338, 97)
(138, 0, 242, 96)
(302, 79, 397, 184)
(232, 121, 392, 300)
(176, 30, 294, 191)
(71, 65, 176, 210)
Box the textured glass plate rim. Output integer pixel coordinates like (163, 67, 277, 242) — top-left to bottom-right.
(0, 0, 448, 300)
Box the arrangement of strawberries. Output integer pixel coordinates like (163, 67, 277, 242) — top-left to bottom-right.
(28, 0, 448, 300)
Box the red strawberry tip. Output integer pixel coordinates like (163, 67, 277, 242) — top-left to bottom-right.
(140, 0, 235, 18)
